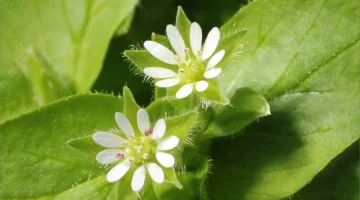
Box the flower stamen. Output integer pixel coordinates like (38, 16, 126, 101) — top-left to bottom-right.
(129, 157, 135, 163)
(191, 64, 197, 71)
(145, 128, 153, 136)
(174, 55, 181, 61)
(115, 153, 124, 159)
(143, 153, 150, 160)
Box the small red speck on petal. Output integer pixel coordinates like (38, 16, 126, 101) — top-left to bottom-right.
(145, 128, 153, 136)
(116, 153, 124, 159)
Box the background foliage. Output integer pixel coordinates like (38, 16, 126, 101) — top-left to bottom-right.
(0, 0, 359, 199)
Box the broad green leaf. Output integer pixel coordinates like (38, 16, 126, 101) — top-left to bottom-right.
(207, 0, 360, 199)
(203, 87, 270, 138)
(0, 0, 138, 121)
(288, 141, 359, 200)
(0, 64, 38, 122)
(0, 94, 123, 199)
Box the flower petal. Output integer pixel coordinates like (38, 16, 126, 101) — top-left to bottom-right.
(166, 24, 186, 60)
(115, 112, 134, 137)
(144, 67, 178, 78)
(190, 22, 202, 55)
(157, 136, 179, 151)
(206, 50, 225, 70)
(195, 80, 209, 92)
(204, 68, 222, 79)
(137, 109, 150, 134)
(201, 27, 220, 60)
(131, 165, 146, 192)
(96, 149, 125, 164)
(147, 162, 164, 183)
(175, 83, 194, 99)
(152, 119, 166, 140)
(156, 152, 175, 168)
(144, 41, 176, 65)
(106, 160, 131, 182)
(155, 77, 180, 88)
(92, 132, 125, 148)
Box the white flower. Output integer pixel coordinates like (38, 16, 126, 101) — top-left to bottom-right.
(143, 22, 225, 99)
(92, 109, 179, 192)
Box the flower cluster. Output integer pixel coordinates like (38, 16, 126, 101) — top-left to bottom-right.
(143, 22, 225, 99)
(93, 109, 179, 191)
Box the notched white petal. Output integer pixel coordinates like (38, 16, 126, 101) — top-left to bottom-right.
(106, 160, 131, 182)
(144, 67, 178, 79)
(152, 119, 166, 140)
(155, 77, 180, 88)
(156, 152, 175, 168)
(190, 22, 202, 55)
(166, 25, 186, 60)
(204, 68, 222, 79)
(195, 80, 209, 92)
(144, 41, 176, 65)
(147, 163, 164, 183)
(157, 136, 179, 151)
(206, 50, 225, 70)
(131, 165, 146, 192)
(92, 132, 125, 148)
(137, 109, 150, 134)
(175, 83, 194, 99)
(96, 149, 125, 164)
(115, 112, 134, 137)
(201, 27, 220, 60)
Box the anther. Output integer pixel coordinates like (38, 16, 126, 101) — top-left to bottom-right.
(174, 55, 181, 61)
(184, 48, 190, 54)
(115, 153, 124, 159)
(129, 157, 135, 163)
(179, 69, 185, 74)
(122, 142, 128, 147)
(143, 153, 150, 160)
(129, 134, 135, 139)
(191, 64, 197, 71)
(145, 128, 153, 136)
(197, 50, 202, 57)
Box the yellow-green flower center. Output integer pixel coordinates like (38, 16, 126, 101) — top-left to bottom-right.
(126, 136, 157, 164)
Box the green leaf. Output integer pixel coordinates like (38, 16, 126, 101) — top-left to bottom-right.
(207, 0, 360, 199)
(203, 87, 270, 138)
(0, 0, 138, 121)
(288, 141, 359, 200)
(0, 94, 123, 199)
(0, 64, 38, 122)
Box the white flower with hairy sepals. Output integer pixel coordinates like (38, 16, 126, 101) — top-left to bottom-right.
(92, 109, 179, 192)
(143, 22, 225, 99)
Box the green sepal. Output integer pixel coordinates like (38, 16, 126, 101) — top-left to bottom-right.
(123, 86, 142, 137)
(216, 29, 247, 69)
(175, 6, 192, 48)
(146, 98, 174, 119)
(151, 32, 172, 49)
(203, 87, 270, 138)
(124, 50, 176, 72)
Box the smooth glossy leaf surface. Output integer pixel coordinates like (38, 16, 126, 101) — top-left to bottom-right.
(289, 141, 359, 200)
(208, 0, 360, 199)
(0, 94, 123, 199)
